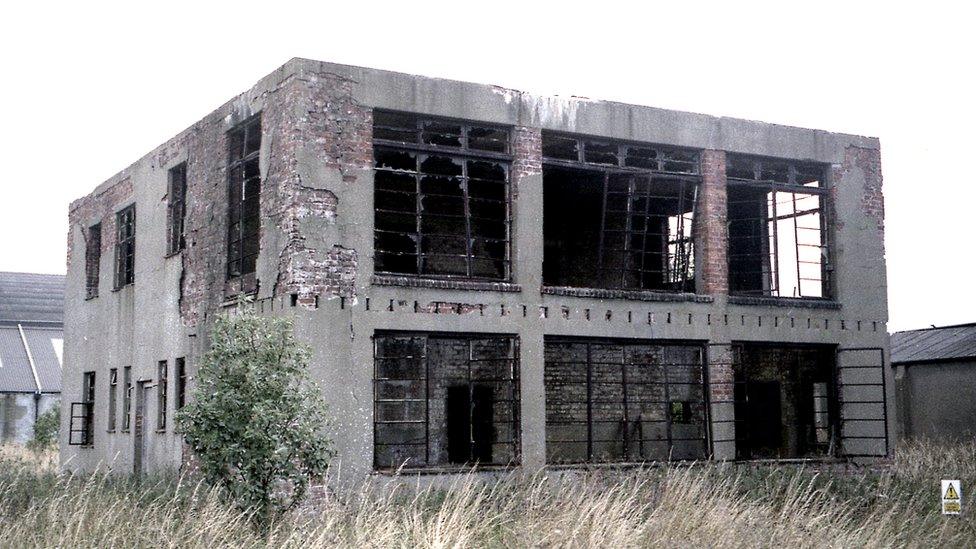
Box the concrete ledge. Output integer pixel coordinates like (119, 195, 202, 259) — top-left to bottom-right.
(542, 286, 714, 304)
(371, 275, 522, 293)
(728, 295, 842, 310)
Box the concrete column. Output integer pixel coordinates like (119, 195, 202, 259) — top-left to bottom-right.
(511, 126, 546, 471)
(697, 150, 728, 296)
(707, 343, 736, 460)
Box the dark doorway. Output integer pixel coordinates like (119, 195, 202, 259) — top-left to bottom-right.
(447, 385, 494, 464)
(736, 380, 783, 457)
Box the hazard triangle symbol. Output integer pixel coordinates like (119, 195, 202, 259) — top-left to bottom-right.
(945, 484, 960, 500)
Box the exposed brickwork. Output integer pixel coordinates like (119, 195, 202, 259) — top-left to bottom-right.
(67, 177, 134, 272)
(417, 301, 484, 315)
(698, 150, 728, 295)
(270, 72, 370, 306)
(371, 275, 522, 293)
(511, 126, 542, 196)
(542, 286, 713, 303)
(833, 146, 885, 233)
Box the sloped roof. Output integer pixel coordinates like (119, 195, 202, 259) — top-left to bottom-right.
(890, 323, 976, 365)
(0, 271, 65, 324)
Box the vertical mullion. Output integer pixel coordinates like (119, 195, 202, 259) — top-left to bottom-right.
(621, 347, 629, 459)
(462, 160, 473, 278)
(597, 173, 609, 279)
(467, 339, 475, 462)
(621, 175, 635, 288)
(663, 356, 673, 457)
(792, 192, 802, 297)
(415, 156, 423, 276)
(585, 343, 594, 461)
(423, 336, 430, 466)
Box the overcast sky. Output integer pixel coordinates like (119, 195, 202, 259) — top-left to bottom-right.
(1, 1, 972, 332)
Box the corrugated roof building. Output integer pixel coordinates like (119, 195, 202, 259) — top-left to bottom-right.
(890, 324, 976, 441)
(0, 271, 63, 444)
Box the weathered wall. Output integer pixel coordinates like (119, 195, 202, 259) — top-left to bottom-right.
(63, 58, 892, 482)
(894, 361, 976, 441)
(0, 393, 58, 445)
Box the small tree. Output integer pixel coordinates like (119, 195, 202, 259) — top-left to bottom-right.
(176, 306, 333, 527)
(28, 406, 59, 452)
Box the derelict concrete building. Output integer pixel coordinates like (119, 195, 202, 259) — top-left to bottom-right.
(61, 59, 892, 480)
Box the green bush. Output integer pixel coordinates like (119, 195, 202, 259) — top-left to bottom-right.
(176, 305, 333, 528)
(28, 406, 59, 452)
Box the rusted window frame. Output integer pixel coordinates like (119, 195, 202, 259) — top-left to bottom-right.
(372, 331, 521, 471)
(122, 365, 132, 432)
(372, 111, 513, 282)
(175, 357, 186, 410)
(166, 162, 187, 256)
(544, 337, 709, 464)
(156, 360, 168, 431)
(226, 114, 262, 280)
(107, 367, 118, 432)
(541, 132, 701, 292)
(726, 155, 831, 299)
(69, 371, 96, 446)
(113, 205, 136, 289)
(85, 223, 101, 299)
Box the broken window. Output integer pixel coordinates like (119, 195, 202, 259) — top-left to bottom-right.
(157, 360, 168, 431)
(70, 371, 96, 446)
(727, 156, 829, 298)
(732, 344, 837, 459)
(542, 133, 699, 292)
(373, 111, 512, 280)
(227, 114, 261, 279)
(544, 338, 707, 463)
(85, 223, 101, 299)
(122, 365, 132, 432)
(113, 205, 135, 289)
(108, 368, 118, 432)
(167, 162, 187, 255)
(175, 357, 186, 410)
(373, 332, 519, 470)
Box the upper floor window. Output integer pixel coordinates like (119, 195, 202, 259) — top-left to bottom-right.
(85, 223, 101, 299)
(726, 155, 829, 298)
(114, 205, 135, 289)
(372, 111, 512, 280)
(227, 115, 261, 279)
(167, 162, 187, 256)
(542, 132, 700, 293)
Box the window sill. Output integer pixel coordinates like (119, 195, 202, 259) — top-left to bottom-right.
(728, 295, 841, 310)
(372, 464, 518, 476)
(541, 286, 713, 304)
(372, 275, 521, 293)
(164, 250, 183, 259)
(111, 283, 134, 293)
(85, 294, 98, 301)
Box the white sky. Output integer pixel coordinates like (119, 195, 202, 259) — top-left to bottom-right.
(1, 1, 972, 332)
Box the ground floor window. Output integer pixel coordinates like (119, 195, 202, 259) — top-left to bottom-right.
(544, 338, 707, 463)
(732, 343, 837, 459)
(373, 332, 519, 470)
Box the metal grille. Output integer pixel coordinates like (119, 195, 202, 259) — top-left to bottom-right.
(727, 155, 830, 298)
(373, 111, 512, 281)
(373, 332, 520, 470)
(544, 338, 707, 464)
(836, 347, 890, 458)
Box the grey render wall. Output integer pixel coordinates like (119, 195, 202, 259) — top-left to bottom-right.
(894, 361, 976, 440)
(62, 58, 893, 483)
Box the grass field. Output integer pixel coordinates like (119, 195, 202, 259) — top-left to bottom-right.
(1, 441, 974, 548)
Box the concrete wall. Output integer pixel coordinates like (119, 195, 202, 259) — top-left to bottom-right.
(62, 58, 893, 482)
(894, 361, 976, 441)
(1, 393, 59, 445)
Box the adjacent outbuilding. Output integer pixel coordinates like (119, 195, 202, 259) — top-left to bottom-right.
(0, 271, 64, 444)
(890, 323, 976, 441)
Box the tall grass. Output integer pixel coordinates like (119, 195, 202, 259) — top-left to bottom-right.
(2, 440, 974, 547)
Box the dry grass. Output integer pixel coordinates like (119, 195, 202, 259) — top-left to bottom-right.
(2, 440, 975, 548)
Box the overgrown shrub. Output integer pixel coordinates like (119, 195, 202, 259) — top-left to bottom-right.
(176, 306, 333, 527)
(28, 406, 59, 452)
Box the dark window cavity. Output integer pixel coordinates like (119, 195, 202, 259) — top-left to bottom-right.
(122, 366, 132, 432)
(544, 338, 707, 464)
(167, 162, 187, 255)
(373, 111, 512, 280)
(108, 368, 118, 432)
(70, 371, 96, 446)
(175, 357, 186, 410)
(85, 223, 101, 299)
(157, 360, 168, 430)
(373, 332, 519, 470)
(542, 132, 699, 292)
(113, 205, 136, 289)
(726, 155, 830, 298)
(227, 115, 262, 279)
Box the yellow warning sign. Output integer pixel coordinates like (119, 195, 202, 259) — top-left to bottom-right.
(942, 480, 962, 515)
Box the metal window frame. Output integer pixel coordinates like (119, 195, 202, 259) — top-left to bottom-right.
(113, 204, 136, 289)
(107, 367, 118, 432)
(372, 112, 514, 282)
(122, 365, 132, 432)
(226, 114, 262, 279)
(85, 223, 101, 299)
(543, 337, 709, 464)
(166, 162, 187, 256)
(727, 155, 831, 299)
(541, 131, 701, 176)
(69, 371, 96, 446)
(175, 357, 186, 410)
(372, 331, 521, 471)
(157, 360, 168, 431)
(835, 347, 890, 458)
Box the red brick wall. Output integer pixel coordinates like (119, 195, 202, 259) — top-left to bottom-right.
(698, 150, 728, 295)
